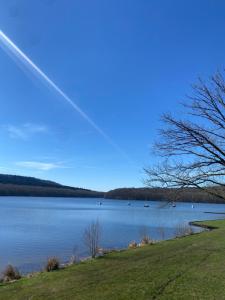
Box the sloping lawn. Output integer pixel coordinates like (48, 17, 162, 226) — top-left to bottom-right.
(1, 219, 225, 300)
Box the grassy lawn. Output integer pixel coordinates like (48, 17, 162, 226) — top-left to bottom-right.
(1, 219, 225, 299)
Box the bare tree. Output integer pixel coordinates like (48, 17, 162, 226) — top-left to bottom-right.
(145, 71, 225, 200)
(83, 221, 101, 258)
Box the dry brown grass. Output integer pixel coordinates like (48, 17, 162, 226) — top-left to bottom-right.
(128, 241, 138, 249)
(45, 257, 60, 272)
(2, 265, 21, 282)
(140, 235, 153, 246)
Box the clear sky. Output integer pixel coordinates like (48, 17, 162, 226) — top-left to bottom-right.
(0, 0, 225, 191)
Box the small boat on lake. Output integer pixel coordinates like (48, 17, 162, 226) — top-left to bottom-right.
(172, 202, 176, 207)
(144, 203, 150, 208)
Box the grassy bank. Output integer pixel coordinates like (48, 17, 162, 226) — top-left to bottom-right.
(1, 219, 225, 299)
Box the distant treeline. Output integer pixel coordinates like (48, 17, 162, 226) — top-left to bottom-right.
(0, 184, 104, 198)
(104, 187, 224, 204)
(0, 174, 62, 188)
(0, 174, 224, 203)
(0, 174, 104, 198)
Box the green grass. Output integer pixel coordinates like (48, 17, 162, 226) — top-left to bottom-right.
(1, 219, 225, 299)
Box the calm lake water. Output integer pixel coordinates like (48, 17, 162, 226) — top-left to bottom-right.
(0, 196, 225, 273)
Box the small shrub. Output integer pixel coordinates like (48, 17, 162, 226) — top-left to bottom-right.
(128, 241, 137, 249)
(45, 257, 60, 272)
(140, 235, 152, 245)
(2, 265, 21, 282)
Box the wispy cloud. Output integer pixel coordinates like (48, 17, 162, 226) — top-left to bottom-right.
(15, 161, 64, 171)
(3, 123, 48, 140)
(0, 166, 21, 174)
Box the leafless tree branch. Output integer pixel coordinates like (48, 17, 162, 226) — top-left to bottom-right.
(145, 71, 225, 201)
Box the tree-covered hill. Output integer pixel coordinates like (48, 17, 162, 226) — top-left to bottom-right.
(0, 174, 104, 198)
(0, 174, 62, 188)
(0, 174, 223, 203)
(105, 187, 224, 203)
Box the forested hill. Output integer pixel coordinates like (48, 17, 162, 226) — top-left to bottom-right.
(105, 187, 224, 203)
(0, 174, 104, 198)
(1, 175, 223, 203)
(0, 174, 62, 188)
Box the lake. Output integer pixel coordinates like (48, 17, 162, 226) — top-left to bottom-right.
(0, 196, 224, 273)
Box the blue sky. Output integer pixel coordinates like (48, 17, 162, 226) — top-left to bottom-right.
(0, 0, 225, 191)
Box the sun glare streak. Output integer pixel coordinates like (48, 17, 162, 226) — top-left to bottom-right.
(0, 30, 130, 161)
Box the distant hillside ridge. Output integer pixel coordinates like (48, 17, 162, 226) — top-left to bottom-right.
(105, 187, 224, 203)
(0, 174, 104, 198)
(0, 174, 62, 188)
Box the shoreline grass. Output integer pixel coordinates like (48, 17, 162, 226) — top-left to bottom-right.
(1, 219, 225, 299)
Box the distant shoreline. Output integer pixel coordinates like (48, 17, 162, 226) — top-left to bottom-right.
(0, 174, 225, 204)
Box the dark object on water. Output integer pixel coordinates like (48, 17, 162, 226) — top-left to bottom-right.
(99, 201, 102, 205)
(144, 203, 149, 208)
(128, 202, 131, 206)
(172, 202, 176, 207)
